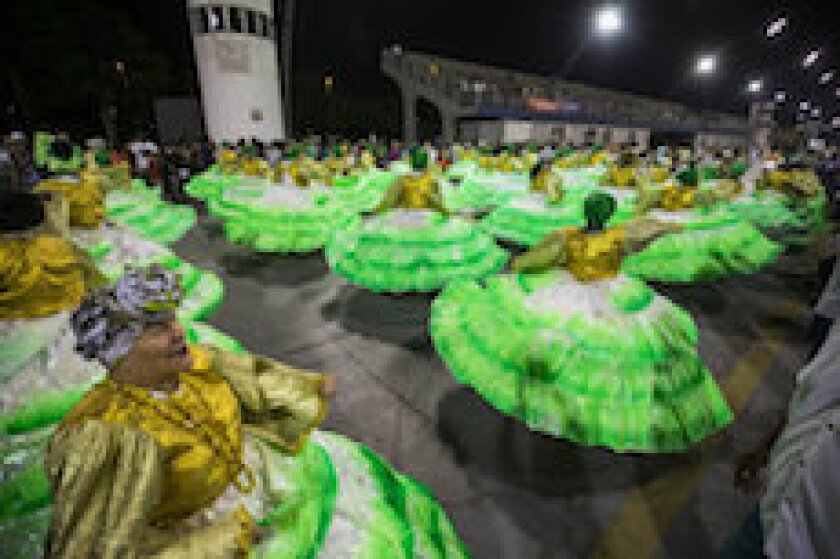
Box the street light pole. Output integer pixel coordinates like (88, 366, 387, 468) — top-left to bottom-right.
(280, 0, 295, 139)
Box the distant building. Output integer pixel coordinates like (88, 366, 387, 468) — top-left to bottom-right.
(186, 0, 285, 142)
(383, 47, 753, 150)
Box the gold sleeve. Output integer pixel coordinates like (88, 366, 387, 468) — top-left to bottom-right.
(373, 176, 404, 213)
(623, 217, 683, 255)
(209, 348, 329, 454)
(512, 229, 568, 274)
(633, 182, 660, 215)
(45, 421, 251, 559)
(427, 179, 451, 216)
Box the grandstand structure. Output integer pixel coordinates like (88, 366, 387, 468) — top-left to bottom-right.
(383, 47, 767, 150)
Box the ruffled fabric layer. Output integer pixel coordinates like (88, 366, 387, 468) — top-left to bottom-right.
(251, 432, 468, 558)
(210, 184, 354, 254)
(0, 432, 467, 559)
(719, 191, 827, 247)
(431, 271, 733, 452)
(444, 174, 531, 212)
(326, 210, 508, 293)
(622, 217, 782, 283)
(106, 182, 197, 245)
(481, 190, 636, 247)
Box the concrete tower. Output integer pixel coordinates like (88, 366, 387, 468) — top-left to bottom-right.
(187, 0, 284, 142)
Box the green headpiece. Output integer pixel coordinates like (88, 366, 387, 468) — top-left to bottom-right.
(676, 162, 698, 188)
(583, 192, 617, 226)
(410, 147, 429, 171)
(94, 149, 111, 167)
(242, 144, 259, 157)
(332, 145, 343, 158)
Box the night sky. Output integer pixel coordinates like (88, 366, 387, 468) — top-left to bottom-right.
(2, 0, 839, 138)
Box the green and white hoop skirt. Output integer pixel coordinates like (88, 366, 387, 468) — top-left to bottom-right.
(106, 183, 197, 245)
(431, 271, 734, 453)
(622, 210, 782, 282)
(327, 210, 508, 293)
(210, 183, 354, 254)
(481, 189, 636, 247)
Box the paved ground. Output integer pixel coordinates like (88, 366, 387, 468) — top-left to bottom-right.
(174, 216, 817, 559)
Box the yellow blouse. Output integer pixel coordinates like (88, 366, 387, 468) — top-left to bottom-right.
(46, 345, 329, 559)
(605, 167, 637, 189)
(240, 158, 269, 178)
(658, 183, 697, 211)
(0, 235, 85, 319)
(394, 173, 439, 209)
(36, 175, 105, 229)
(649, 166, 671, 184)
(564, 227, 626, 282)
(60, 350, 246, 525)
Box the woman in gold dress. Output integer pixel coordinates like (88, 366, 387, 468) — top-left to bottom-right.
(0, 266, 468, 558)
(431, 192, 734, 452)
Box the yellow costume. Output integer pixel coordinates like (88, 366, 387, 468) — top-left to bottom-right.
(218, 150, 239, 175)
(562, 226, 626, 281)
(531, 168, 564, 204)
(374, 172, 448, 214)
(760, 170, 822, 199)
(45, 345, 328, 559)
(649, 166, 671, 184)
(36, 174, 106, 229)
(239, 157, 269, 178)
(0, 235, 86, 320)
(512, 219, 679, 281)
(604, 166, 637, 189)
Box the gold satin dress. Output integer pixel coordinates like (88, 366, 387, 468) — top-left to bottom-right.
(45, 345, 329, 559)
(0, 235, 87, 320)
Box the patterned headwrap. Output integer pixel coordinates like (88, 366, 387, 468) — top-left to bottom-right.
(71, 265, 182, 368)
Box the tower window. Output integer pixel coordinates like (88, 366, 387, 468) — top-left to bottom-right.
(246, 10, 258, 35)
(229, 7, 242, 33)
(193, 7, 209, 34)
(258, 13, 269, 37)
(209, 6, 225, 31)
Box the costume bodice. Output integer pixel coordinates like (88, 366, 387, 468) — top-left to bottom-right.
(658, 183, 697, 211)
(607, 167, 637, 189)
(59, 346, 248, 525)
(563, 227, 627, 282)
(36, 175, 105, 228)
(0, 235, 85, 319)
(398, 173, 437, 209)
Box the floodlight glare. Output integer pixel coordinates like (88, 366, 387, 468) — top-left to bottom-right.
(695, 55, 717, 75)
(595, 6, 623, 35)
(766, 17, 787, 38)
(800, 100, 811, 111)
(747, 79, 763, 93)
(820, 71, 835, 84)
(775, 91, 786, 103)
(804, 50, 821, 68)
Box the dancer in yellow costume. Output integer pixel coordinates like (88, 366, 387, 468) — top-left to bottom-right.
(0, 190, 105, 423)
(0, 266, 468, 558)
(431, 192, 733, 452)
(327, 147, 507, 292)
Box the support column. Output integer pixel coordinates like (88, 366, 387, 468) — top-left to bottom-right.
(402, 88, 417, 144)
(441, 110, 456, 144)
